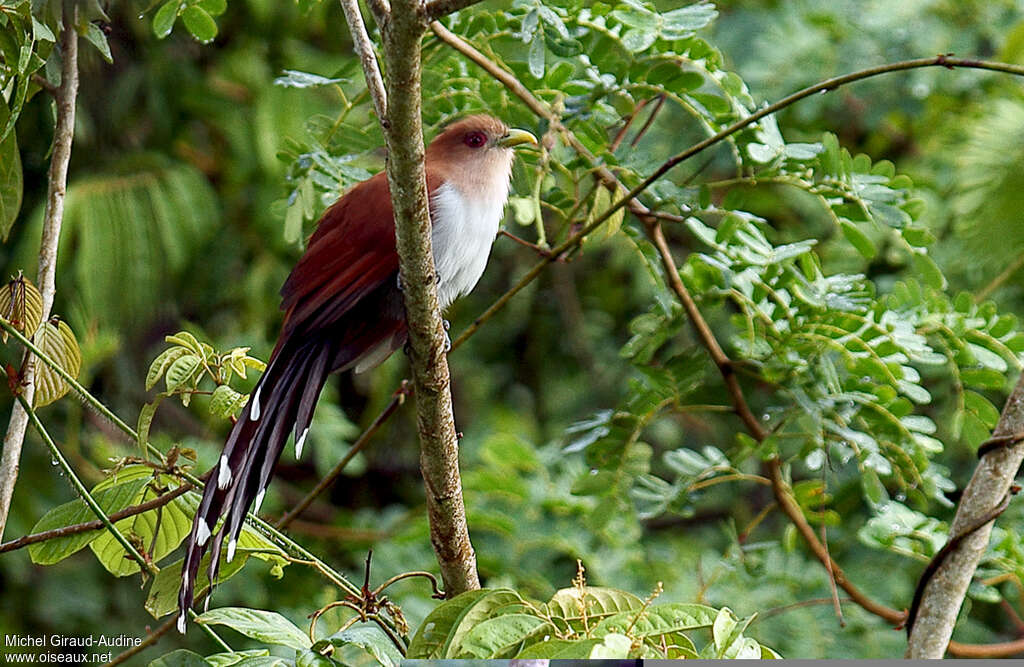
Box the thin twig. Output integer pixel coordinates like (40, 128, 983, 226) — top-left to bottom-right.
(103, 616, 176, 666)
(975, 252, 1024, 302)
(338, 0, 388, 122)
(0, 483, 191, 554)
(0, 15, 78, 541)
(425, 0, 487, 20)
(277, 381, 410, 528)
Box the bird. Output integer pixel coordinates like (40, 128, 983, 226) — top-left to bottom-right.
(176, 114, 537, 632)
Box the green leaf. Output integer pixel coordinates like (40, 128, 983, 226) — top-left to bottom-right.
(197, 608, 311, 650)
(662, 3, 718, 36)
(32, 318, 82, 408)
(912, 253, 946, 290)
(209, 384, 248, 419)
(181, 6, 217, 44)
(589, 632, 633, 658)
(592, 602, 719, 639)
(326, 625, 402, 667)
(546, 586, 643, 623)
(961, 367, 1006, 390)
(0, 102, 22, 240)
(28, 478, 150, 565)
(274, 69, 345, 89)
(458, 614, 549, 659)
(147, 346, 191, 390)
(205, 650, 271, 667)
(966, 342, 1008, 372)
(152, 0, 179, 39)
(83, 23, 113, 63)
(148, 649, 211, 667)
(407, 589, 525, 658)
(89, 482, 195, 576)
(165, 353, 202, 392)
(839, 220, 876, 259)
(622, 28, 658, 53)
(198, 0, 227, 16)
(527, 33, 545, 78)
(0, 273, 43, 343)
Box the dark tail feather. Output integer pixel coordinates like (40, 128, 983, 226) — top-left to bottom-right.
(176, 340, 332, 632)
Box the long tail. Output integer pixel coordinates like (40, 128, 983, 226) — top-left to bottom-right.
(176, 339, 331, 632)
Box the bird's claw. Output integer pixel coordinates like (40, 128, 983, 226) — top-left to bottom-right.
(396, 273, 404, 292)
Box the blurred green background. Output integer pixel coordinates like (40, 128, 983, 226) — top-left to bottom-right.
(3, 0, 1024, 660)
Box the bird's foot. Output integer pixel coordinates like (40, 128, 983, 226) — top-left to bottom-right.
(442, 320, 452, 352)
(396, 273, 404, 292)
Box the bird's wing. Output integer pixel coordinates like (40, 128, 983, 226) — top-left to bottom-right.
(279, 171, 400, 339)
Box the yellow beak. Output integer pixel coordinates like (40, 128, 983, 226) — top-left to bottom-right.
(497, 128, 538, 148)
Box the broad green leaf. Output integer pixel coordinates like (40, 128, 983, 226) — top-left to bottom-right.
(147, 346, 191, 390)
(198, 0, 228, 16)
(0, 102, 22, 240)
(0, 273, 42, 343)
(407, 589, 508, 658)
(209, 384, 248, 419)
(165, 353, 203, 392)
(458, 614, 550, 658)
(205, 650, 271, 667)
(592, 602, 719, 639)
(546, 586, 643, 625)
(83, 23, 112, 63)
(197, 608, 311, 650)
(325, 625, 402, 667)
(515, 638, 602, 659)
(589, 632, 632, 658)
(28, 478, 150, 565)
(152, 0, 179, 38)
(181, 6, 218, 43)
(32, 318, 82, 408)
(89, 481, 195, 576)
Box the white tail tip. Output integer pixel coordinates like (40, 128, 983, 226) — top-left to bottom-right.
(177, 613, 187, 634)
(249, 385, 262, 421)
(195, 519, 211, 546)
(226, 538, 237, 563)
(295, 428, 309, 459)
(217, 454, 232, 490)
(254, 488, 267, 514)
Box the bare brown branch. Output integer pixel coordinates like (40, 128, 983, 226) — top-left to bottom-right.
(0, 483, 192, 554)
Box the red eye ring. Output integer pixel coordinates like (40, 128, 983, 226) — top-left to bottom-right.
(463, 131, 487, 148)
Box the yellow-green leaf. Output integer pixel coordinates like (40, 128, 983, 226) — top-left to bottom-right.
(32, 318, 82, 408)
(0, 273, 42, 344)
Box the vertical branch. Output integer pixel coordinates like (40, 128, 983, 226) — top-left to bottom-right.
(906, 373, 1024, 658)
(342, 0, 479, 594)
(0, 13, 78, 540)
(338, 0, 388, 122)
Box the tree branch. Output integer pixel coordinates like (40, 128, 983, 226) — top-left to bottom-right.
(0, 14, 78, 540)
(907, 373, 1024, 657)
(0, 483, 191, 554)
(276, 381, 410, 529)
(425, 0, 487, 21)
(338, 0, 388, 123)
(375, 0, 479, 595)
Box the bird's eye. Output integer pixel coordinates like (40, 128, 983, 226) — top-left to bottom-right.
(463, 131, 487, 148)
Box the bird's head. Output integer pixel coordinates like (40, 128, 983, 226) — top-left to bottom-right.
(426, 115, 537, 191)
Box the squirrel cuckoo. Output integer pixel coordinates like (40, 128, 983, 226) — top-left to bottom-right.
(176, 115, 536, 632)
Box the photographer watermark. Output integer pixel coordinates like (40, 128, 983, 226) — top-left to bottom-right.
(3, 633, 141, 664)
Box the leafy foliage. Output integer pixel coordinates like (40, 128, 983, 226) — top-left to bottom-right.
(5, 0, 1024, 662)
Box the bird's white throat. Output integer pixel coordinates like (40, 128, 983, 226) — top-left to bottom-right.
(429, 177, 510, 309)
